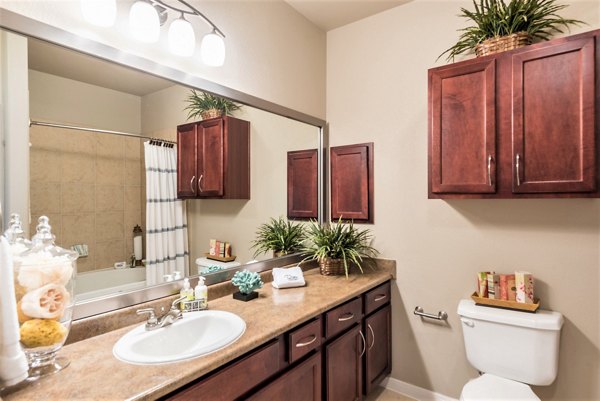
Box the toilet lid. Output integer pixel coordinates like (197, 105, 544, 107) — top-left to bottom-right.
(461, 374, 540, 401)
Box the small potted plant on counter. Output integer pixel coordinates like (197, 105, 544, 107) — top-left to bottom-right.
(185, 89, 242, 120)
(251, 217, 306, 258)
(302, 218, 378, 277)
(439, 0, 584, 61)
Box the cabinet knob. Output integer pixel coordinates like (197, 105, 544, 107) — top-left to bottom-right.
(487, 155, 493, 186)
(190, 175, 196, 194)
(515, 154, 521, 186)
(367, 323, 375, 350)
(295, 335, 317, 348)
(359, 330, 366, 357)
(337, 312, 354, 322)
(198, 174, 204, 192)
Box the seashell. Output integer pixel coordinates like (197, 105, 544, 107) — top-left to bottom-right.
(20, 283, 70, 320)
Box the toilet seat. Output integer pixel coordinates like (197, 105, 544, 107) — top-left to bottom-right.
(460, 374, 540, 401)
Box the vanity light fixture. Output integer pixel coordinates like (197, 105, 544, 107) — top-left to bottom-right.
(80, 0, 226, 66)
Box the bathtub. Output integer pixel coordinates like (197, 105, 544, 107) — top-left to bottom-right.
(75, 267, 147, 302)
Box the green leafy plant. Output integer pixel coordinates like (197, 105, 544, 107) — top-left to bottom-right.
(439, 0, 584, 61)
(184, 89, 242, 120)
(251, 217, 306, 258)
(302, 218, 379, 277)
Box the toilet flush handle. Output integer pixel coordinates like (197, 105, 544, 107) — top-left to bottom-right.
(461, 317, 475, 327)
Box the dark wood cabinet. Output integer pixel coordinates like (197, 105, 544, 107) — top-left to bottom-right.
(429, 59, 496, 194)
(247, 352, 322, 401)
(177, 116, 250, 199)
(325, 324, 363, 401)
(364, 305, 391, 394)
(287, 149, 318, 219)
(428, 29, 600, 199)
(330, 143, 374, 223)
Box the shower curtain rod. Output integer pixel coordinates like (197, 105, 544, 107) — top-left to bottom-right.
(29, 120, 177, 145)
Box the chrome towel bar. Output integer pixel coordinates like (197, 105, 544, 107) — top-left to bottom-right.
(414, 306, 448, 321)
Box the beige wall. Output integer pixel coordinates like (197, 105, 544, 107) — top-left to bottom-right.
(0, 0, 326, 119)
(29, 71, 144, 272)
(327, 1, 600, 399)
(141, 85, 318, 268)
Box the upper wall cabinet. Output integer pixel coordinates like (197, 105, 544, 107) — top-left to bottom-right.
(428, 29, 599, 199)
(331, 143, 374, 223)
(287, 149, 318, 219)
(177, 116, 250, 199)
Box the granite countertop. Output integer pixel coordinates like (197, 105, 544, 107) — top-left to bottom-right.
(4, 267, 394, 401)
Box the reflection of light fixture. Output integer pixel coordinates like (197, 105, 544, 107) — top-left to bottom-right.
(80, 0, 226, 66)
(80, 0, 117, 27)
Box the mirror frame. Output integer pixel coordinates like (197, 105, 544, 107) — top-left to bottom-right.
(0, 9, 326, 319)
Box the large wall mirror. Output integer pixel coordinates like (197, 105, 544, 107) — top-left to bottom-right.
(0, 11, 325, 319)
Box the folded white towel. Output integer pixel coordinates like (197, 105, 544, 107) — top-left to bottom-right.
(0, 236, 29, 387)
(272, 266, 306, 289)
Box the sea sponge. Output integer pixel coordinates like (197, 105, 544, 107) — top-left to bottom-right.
(20, 283, 69, 319)
(19, 319, 66, 348)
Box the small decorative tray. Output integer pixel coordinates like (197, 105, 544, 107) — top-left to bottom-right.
(471, 292, 540, 313)
(204, 253, 237, 262)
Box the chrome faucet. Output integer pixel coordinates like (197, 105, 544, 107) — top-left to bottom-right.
(136, 296, 186, 331)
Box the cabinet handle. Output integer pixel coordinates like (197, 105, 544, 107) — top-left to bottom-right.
(359, 330, 366, 357)
(487, 155, 493, 186)
(198, 174, 203, 192)
(338, 312, 354, 322)
(190, 175, 196, 193)
(295, 335, 317, 348)
(515, 154, 521, 186)
(367, 323, 375, 350)
(374, 294, 387, 302)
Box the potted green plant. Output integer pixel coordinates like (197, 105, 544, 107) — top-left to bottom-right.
(251, 217, 306, 258)
(439, 0, 584, 61)
(302, 218, 379, 277)
(184, 89, 242, 120)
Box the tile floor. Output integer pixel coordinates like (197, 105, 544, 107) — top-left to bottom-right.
(366, 386, 417, 401)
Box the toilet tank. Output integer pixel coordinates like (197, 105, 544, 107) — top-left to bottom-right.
(457, 299, 563, 386)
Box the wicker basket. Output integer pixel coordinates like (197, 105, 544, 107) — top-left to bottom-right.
(319, 258, 345, 276)
(475, 32, 532, 57)
(201, 108, 222, 120)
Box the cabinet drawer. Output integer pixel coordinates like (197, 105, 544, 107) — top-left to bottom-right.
(288, 317, 322, 364)
(364, 281, 390, 315)
(325, 297, 362, 339)
(165, 339, 281, 400)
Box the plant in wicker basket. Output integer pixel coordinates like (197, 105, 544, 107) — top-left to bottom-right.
(302, 218, 378, 278)
(251, 217, 306, 258)
(184, 89, 242, 120)
(439, 0, 584, 61)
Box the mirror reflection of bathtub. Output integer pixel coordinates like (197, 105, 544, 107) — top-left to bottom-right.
(75, 266, 146, 302)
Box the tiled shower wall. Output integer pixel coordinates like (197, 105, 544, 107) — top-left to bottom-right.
(29, 125, 145, 273)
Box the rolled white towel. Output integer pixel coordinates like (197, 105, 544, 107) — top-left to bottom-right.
(0, 236, 29, 387)
(272, 266, 306, 289)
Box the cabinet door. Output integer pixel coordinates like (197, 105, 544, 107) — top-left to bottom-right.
(326, 325, 363, 401)
(429, 59, 496, 194)
(177, 123, 198, 198)
(512, 37, 596, 193)
(247, 352, 322, 401)
(287, 149, 319, 219)
(364, 305, 391, 395)
(197, 118, 224, 197)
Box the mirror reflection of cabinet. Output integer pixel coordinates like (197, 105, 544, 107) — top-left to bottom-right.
(177, 116, 250, 199)
(287, 149, 318, 219)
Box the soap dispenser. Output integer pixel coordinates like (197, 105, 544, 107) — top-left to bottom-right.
(194, 276, 208, 310)
(180, 278, 194, 309)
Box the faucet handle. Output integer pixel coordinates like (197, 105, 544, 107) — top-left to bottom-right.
(171, 296, 188, 310)
(137, 308, 158, 328)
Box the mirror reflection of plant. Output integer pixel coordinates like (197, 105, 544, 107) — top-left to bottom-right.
(184, 89, 242, 120)
(439, 0, 584, 61)
(302, 218, 379, 277)
(251, 217, 307, 258)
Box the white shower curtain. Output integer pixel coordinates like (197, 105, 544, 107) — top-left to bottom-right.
(144, 141, 189, 286)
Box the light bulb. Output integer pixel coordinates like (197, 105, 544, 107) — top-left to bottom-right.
(168, 17, 196, 57)
(80, 0, 117, 27)
(129, 0, 160, 43)
(200, 32, 225, 67)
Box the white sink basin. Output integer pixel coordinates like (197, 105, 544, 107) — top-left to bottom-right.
(113, 310, 246, 364)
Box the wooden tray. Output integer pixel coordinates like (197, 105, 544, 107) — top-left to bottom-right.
(471, 292, 540, 313)
(204, 253, 236, 262)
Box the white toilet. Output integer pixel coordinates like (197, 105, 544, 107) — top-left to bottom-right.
(457, 299, 564, 400)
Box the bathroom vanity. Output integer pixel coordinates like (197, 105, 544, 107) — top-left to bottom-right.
(3, 266, 394, 401)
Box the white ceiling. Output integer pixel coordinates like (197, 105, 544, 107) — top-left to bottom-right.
(284, 0, 412, 31)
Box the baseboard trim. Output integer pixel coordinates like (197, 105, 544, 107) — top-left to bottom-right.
(381, 377, 459, 401)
